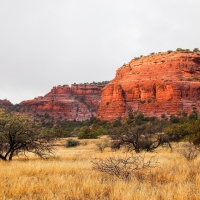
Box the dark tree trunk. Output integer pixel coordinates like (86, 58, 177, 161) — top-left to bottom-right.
(0, 154, 7, 161)
(9, 150, 14, 161)
(135, 148, 140, 153)
(134, 142, 140, 153)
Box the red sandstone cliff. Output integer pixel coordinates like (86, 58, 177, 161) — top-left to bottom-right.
(97, 51, 200, 121)
(20, 84, 105, 121)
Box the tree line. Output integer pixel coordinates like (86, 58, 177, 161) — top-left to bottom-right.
(1, 107, 200, 161)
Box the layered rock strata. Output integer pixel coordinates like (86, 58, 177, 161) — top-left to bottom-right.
(97, 52, 200, 121)
(20, 84, 105, 121)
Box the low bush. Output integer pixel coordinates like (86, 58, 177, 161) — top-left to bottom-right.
(193, 48, 199, 52)
(66, 139, 80, 148)
(78, 130, 98, 139)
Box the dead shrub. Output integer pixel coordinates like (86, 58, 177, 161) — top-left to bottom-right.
(92, 153, 158, 181)
(177, 144, 200, 161)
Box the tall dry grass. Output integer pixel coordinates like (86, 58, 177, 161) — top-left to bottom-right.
(0, 138, 200, 200)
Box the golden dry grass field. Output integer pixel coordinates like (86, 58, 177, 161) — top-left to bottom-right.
(0, 136, 200, 200)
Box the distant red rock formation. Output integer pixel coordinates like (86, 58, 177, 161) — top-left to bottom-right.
(0, 99, 12, 108)
(20, 84, 105, 121)
(97, 51, 200, 121)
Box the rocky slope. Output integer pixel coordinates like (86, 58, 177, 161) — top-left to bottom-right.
(97, 51, 200, 121)
(20, 84, 105, 121)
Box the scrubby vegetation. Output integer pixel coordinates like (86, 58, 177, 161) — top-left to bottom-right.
(1, 107, 200, 155)
(130, 47, 200, 61)
(73, 80, 110, 85)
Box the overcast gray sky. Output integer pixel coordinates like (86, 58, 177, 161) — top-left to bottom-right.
(0, 0, 200, 104)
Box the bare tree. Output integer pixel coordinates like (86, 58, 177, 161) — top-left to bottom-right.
(0, 109, 55, 161)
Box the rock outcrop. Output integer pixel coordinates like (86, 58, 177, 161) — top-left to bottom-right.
(20, 84, 105, 121)
(0, 99, 12, 108)
(97, 51, 200, 121)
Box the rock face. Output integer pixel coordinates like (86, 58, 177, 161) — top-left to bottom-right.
(20, 84, 105, 121)
(97, 51, 200, 121)
(0, 99, 12, 108)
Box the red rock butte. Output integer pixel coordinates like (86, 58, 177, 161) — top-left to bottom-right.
(97, 51, 200, 121)
(20, 84, 105, 121)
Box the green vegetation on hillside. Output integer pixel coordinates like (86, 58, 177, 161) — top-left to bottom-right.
(73, 80, 110, 85)
(5, 106, 200, 146)
(130, 47, 200, 62)
(1, 106, 200, 162)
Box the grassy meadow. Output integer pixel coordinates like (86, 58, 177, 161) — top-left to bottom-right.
(0, 136, 200, 200)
